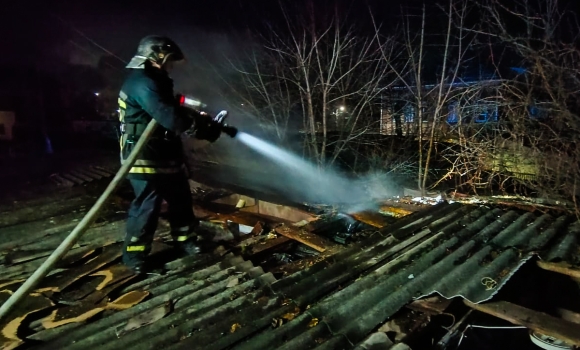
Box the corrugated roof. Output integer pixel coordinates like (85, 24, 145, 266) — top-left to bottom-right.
(18, 202, 580, 349)
(225, 202, 580, 350)
(32, 254, 277, 349)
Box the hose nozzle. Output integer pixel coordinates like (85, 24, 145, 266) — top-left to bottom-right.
(221, 124, 238, 138)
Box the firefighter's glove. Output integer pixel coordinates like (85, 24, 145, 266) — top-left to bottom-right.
(193, 117, 222, 142)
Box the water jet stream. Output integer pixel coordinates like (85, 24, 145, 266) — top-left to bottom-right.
(235, 132, 392, 210)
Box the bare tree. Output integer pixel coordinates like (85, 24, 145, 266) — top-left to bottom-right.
(429, 80, 503, 193)
(220, 0, 580, 208)
(377, 0, 479, 194)
(441, 0, 580, 206)
(228, 4, 398, 168)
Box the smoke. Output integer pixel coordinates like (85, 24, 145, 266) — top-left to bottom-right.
(202, 131, 398, 211)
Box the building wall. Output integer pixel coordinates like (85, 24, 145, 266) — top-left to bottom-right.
(379, 82, 502, 137)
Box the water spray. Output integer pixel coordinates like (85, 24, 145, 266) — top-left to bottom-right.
(233, 131, 390, 208)
(192, 105, 387, 208)
(236, 132, 317, 172)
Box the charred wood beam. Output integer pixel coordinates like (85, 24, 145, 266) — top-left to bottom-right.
(274, 224, 336, 253)
(243, 236, 292, 256)
(536, 261, 580, 279)
(464, 300, 580, 346)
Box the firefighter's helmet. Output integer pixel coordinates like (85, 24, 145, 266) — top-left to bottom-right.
(126, 35, 185, 69)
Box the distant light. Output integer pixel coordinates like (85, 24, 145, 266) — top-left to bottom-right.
(94, 92, 100, 96)
(339, 106, 345, 111)
(241, 103, 244, 106)
(116, 109, 120, 113)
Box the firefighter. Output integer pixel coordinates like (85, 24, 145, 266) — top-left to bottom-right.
(117, 35, 222, 274)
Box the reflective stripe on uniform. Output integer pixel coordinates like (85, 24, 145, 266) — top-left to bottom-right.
(129, 166, 182, 174)
(119, 133, 127, 152)
(127, 245, 146, 252)
(121, 158, 180, 166)
(118, 96, 127, 122)
(134, 160, 178, 166)
(172, 226, 190, 242)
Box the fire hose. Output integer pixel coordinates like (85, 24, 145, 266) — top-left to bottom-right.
(0, 119, 159, 321)
(0, 115, 237, 321)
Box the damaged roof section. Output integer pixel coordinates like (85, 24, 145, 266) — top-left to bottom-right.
(376, 202, 580, 303)
(26, 202, 580, 349)
(0, 178, 392, 349)
(2, 174, 580, 350)
(224, 202, 580, 350)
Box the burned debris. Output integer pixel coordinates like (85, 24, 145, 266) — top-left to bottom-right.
(307, 212, 377, 244)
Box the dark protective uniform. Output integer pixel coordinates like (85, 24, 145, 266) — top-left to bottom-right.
(117, 66, 219, 268)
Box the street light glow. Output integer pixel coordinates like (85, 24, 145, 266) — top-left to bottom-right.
(339, 106, 345, 111)
(94, 92, 100, 97)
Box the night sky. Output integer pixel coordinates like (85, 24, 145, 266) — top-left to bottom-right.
(4, 0, 578, 67)
(1, 0, 577, 114)
(4, 0, 418, 65)
(1, 0, 422, 108)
